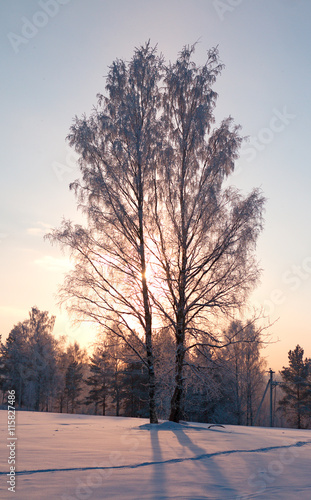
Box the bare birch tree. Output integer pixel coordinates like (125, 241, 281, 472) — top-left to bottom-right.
(48, 43, 162, 423)
(147, 45, 265, 421)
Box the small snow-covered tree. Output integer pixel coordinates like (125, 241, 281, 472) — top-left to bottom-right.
(153, 328, 175, 419)
(27, 307, 58, 411)
(217, 321, 266, 425)
(279, 345, 311, 429)
(1, 322, 31, 407)
(1, 307, 58, 411)
(106, 342, 123, 417)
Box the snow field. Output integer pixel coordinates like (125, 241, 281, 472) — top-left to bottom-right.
(1, 411, 311, 499)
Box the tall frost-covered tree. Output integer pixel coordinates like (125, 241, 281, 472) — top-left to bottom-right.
(148, 45, 265, 421)
(48, 43, 163, 423)
(48, 42, 264, 423)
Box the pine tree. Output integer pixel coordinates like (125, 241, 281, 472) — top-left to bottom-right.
(108, 351, 123, 417)
(279, 345, 311, 429)
(64, 342, 85, 413)
(84, 348, 111, 415)
(121, 359, 149, 418)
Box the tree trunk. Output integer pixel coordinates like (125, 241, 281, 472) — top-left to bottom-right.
(115, 369, 120, 416)
(247, 387, 253, 426)
(35, 380, 41, 411)
(297, 386, 301, 429)
(169, 338, 185, 423)
(146, 329, 158, 423)
(138, 180, 158, 424)
(235, 359, 242, 425)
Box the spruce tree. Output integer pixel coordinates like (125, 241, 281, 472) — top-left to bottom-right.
(279, 345, 311, 429)
(64, 342, 85, 413)
(84, 348, 111, 415)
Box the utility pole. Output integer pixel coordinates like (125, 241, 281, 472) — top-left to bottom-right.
(269, 368, 274, 427)
(254, 368, 278, 427)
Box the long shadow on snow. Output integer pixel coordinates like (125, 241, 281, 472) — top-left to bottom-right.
(1, 438, 310, 476)
(170, 425, 238, 497)
(148, 425, 168, 499)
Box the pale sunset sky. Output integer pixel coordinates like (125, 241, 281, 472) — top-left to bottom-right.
(1, 0, 310, 371)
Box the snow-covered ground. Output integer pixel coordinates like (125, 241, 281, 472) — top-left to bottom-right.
(1, 411, 311, 499)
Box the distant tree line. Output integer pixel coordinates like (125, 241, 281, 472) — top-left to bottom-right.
(0, 306, 264, 423)
(1, 308, 310, 428)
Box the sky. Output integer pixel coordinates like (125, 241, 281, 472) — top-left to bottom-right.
(0, 0, 310, 371)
